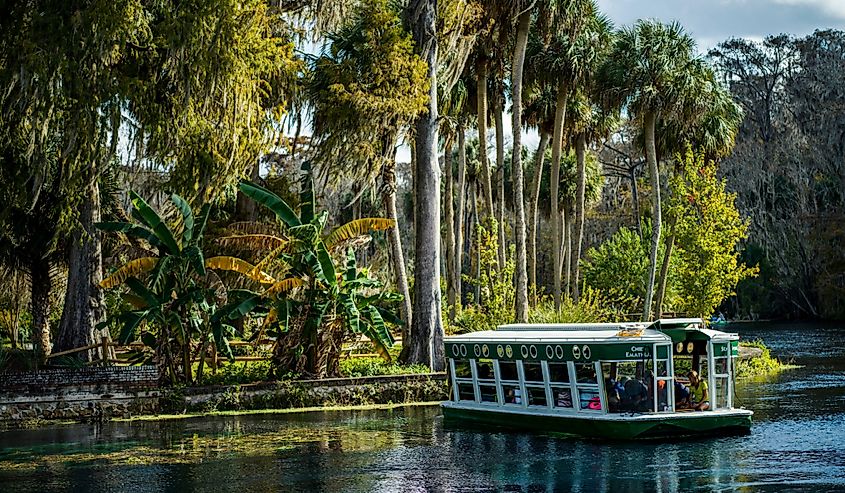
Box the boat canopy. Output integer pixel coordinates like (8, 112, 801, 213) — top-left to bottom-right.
(649, 318, 738, 343)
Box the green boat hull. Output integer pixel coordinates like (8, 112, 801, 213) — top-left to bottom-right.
(442, 404, 752, 440)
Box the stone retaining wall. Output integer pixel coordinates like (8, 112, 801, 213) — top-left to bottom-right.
(0, 366, 160, 424)
(0, 368, 447, 425)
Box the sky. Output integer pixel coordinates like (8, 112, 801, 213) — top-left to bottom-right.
(596, 0, 845, 52)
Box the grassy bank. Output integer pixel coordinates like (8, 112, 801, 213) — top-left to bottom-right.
(735, 340, 799, 379)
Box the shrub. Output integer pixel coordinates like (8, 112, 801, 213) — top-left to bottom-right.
(338, 357, 429, 377)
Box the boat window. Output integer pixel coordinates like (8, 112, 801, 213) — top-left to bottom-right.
(552, 387, 573, 408)
(604, 361, 650, 413)
(523, 362, 543, 383)
(498, 361, 519, 382)
(575, 363, 598, 383)
(527, 387, 548, 407)
(502, 384, 522, 405)
(548, 363, 570, 383)
(457, 383, 475, 401)
(714, 357, 728, 375)
(476, 359, 495, 382)
(453, 360, 472, 379)
(479, 383, 498, 403)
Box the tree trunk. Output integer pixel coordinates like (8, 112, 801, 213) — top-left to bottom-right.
(550, 80, 569, 310)
(495, 93, 506, 269)
(381, 160, 413, 336)
(454, 123, 467, 316)
(631, 166, 642, 238)
(511, 10, 531, 322)
(564, 200, 573, 299)
(655, 218, 677, 318)
(528, 131, 550, 306)
(55, 173, 105, 361)
(29, 260, 52, 362)
(573, 132, 587, 302)
(642, 110, 661, 321)
(444, 137, 457, 319)
(472, 184, 481, 303)
(407, 0, 444, 371)
(476, 57, 495, 217)
(235, 161, 260, 221)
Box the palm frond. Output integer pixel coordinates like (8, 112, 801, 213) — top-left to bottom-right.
(100, 257, 158, 289)
(324, 218, 395, 249)
(205, 256, 276, 284)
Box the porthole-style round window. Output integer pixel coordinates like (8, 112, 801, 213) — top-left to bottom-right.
(583, 345, 591, 360)
(497, 345, 504, 358)
(520, 345, 529, 358)
(460, 345, 467, 357)
(482, 345, 489, 357)
(529, 345, 538, 358)
(546, 346, 555, 359)
(451, 345, 460, 357)
(473, 344, 481, 357)
(572, 345, 581, 360)
(555, 345, 564, 359)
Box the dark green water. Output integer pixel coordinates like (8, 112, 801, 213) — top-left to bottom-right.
(0, 322, 843, 492)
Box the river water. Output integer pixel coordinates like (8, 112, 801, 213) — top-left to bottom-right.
(0, 322, 843, 492)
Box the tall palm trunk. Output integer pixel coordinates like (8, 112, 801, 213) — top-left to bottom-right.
(476, 57, 495, 218)
(454, 123, 467, 317)
(381, 159, 413, 333)
(444, 137, 457, 319)
(495, 94, 506, 269)
(55, 172, 104, 360)
(655, 217, 677, 317)
(550, 81, 569, 310)
(631, 166, 642, 238)
(528, 131, 550, 306)
(511, 10, 531, 322)
(564, 199, 573, 298)
(573, 132, 587, 302)
(642, 110, 661, 321)
(407, 0, 444, 371)
(29, 260, 52, 362)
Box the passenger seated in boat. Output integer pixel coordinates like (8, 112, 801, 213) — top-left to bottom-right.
(506, 388, 522, 404)
(605, 378, 626, 412)
(688, 371, 710, 411)
(623, 377, 649, 412)
(674, 380, 691, 409)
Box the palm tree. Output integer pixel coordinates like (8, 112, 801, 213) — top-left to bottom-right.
(309, 0, 428, 337)
(534, 0, 601, 310)
(602, 20, 701, 321)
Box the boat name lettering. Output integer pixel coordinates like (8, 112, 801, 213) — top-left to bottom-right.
(625, 345, 651, 358)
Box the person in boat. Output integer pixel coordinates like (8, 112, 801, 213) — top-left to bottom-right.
(674, 379, 691, 409)
(623, 376, 649, 412)
(688, 370, 710, 411)
(605, 377, 626, 412)
(506, 388, 522, 404)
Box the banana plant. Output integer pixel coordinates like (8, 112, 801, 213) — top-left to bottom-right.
(228, 162, 402, 377)
(97, 191, 247, 384)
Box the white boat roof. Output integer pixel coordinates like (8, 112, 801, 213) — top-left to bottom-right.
(446, 327, 671, 344)
(444, 318, 738, 343)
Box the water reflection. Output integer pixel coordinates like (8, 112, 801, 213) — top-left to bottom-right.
(1, 322, 844, 492)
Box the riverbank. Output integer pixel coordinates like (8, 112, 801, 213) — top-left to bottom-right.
(736, 340, 800, 379)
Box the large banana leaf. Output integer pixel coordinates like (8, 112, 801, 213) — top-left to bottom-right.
(238, 181, 301, 227)
(96, 221, 161, 247)
(205, 256, 275, 283)
(100, 257, 158, 289)
(217, 234, 287, 251)
(124, 277, 162, 309)
(324, 218, 395, 249)
(263, 277, 306, 297)
(316, 243, 337, 289)
(339, 292, 360, 334)
(194, 204, 211, 243)
(183, 245, 206, 276)
(129, 191, 181, 254)
(171, 193, 194, 247)
(364, 305, 393, 362)
(117, 310, 149, 344)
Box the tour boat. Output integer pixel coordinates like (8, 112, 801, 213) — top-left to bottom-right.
(441, 318, 752, 440)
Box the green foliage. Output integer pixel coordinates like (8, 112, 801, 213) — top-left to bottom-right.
(582, 222, 675, 314)
(310, 0, 429, 175)
(200, 361, 273, 386)
(338, 357, 429, 378)
(668, 150, 759, 318)
(735, 340, 790, 379)
(98, 192, 226, 385)
(528, 288, 619, 324)
(224, 164, 402, 378)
